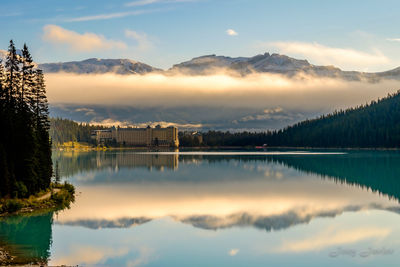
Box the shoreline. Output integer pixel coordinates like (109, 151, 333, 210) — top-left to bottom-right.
(181, 146, 400, 151)
(54, 145, 400, 151)
(0, 183, 75, 218)
(0, 247, 13, 264)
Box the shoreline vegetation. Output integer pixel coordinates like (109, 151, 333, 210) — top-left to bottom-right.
(0, 182, 75, 217)
(54, 142, 400, 152)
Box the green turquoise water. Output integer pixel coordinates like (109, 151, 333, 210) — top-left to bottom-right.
(1, 150, 400, 266)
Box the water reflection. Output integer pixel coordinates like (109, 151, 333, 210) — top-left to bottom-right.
(267, 152, 400, 201)
(53, 150, 179, 178)
(0, 212, 53, 265)
(53, 151, 400, 202)
(53, 151, 400, 233)
(2, 150, 400, 266)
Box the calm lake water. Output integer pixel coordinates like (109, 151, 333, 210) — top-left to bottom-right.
(1, 150, 400, 266)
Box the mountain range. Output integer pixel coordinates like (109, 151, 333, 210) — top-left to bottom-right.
(2, 49, 400, 81)
(38, 53, 400, 81)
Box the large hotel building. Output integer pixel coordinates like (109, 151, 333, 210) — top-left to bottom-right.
(91, 125, 179, 147)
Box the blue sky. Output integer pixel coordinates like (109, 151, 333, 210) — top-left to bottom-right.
(1, 0, 400, 71)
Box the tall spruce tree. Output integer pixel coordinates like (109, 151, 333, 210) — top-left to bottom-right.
(33, 69, 49, 128)
(5, 40, 20, 105)
(0, 60, 10, 197)
(33, 68, 52, 190)
(0, 40, 52, 198)
(22, 43, 35, 108)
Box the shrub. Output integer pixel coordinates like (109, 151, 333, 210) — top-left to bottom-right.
(63, 182, 75, 195)
(51, 183, 75, 209)
(51, 191, 66, 205)
(1, 199, 23, 213)
(15, 181, 28, 198)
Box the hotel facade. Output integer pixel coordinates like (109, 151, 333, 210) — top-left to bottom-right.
(91, 125, 179, 147)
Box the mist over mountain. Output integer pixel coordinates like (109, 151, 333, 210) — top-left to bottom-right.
(49, 104, 320, 132)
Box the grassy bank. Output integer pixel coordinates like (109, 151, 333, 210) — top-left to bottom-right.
(0, 182, 75, 217)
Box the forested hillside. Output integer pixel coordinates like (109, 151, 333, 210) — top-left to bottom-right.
(180, 91, 400, 148)
(267, 91, 400, 148)
(50, 118, 105, 146)
(0, 40, 52, 198)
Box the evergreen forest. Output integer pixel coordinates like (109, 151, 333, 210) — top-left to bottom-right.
(0, 40, 52, 198)
(182, 91, 400, 148)
(50, 117, 105, 146)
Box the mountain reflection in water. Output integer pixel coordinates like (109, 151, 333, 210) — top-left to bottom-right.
(53, 151, 400, 231)
(1, 150, 400, 266)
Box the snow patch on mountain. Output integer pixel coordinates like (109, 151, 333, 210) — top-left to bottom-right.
(169, 52, 400, 81)
(39, 58, 161, 75)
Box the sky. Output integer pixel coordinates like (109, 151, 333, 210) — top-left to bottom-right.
(1, 0, 400, 71)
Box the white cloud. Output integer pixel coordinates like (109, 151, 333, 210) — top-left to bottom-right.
(226, 29, 238, 36)
(387, 38, 400, 42)
(276, 227, 391, 253)
(125, 30, 154, 51)
(228, 249, 239, 256)
(265, 41, 389, 71)
(42, 25, 127, 52)
(126, 0, 160, 6)
(126, 247, 154, 267)
(74, 107, 96, 116)
(125, 0, 195, 7)
(89, 118, 203, 129)
(44, 72, 400, 112)
(65, 10, 150, 22)
(52, 246, 129, 265)
(0, 12, 22, 17)
(239, 107, 294, 122)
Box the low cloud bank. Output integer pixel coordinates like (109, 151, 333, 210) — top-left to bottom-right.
(89, 118, 203, 129)
(45, 72, 399, 110)
(46, 72, 400, 130)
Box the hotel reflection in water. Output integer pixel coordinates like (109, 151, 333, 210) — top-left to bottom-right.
(95, 151, 179, 171)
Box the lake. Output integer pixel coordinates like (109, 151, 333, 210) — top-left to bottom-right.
(1, 150, 400, 266)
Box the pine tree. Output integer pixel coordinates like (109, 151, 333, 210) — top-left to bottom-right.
(0, 60, 5, 99)
(13, 43, 38, 196)
(5, 40, 20, 105)
(54, 160, 60, 185)
(0, 61, 10, 197)
(33, 68, 52, 191)
(33, 69, 49, 128)
(21, 44, 35, 109)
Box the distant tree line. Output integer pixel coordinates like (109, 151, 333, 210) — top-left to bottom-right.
(50, 117, 105, 146)
(180, 131, 267, 147)
(0, 40, 52, 198)
(266, 90, 400, 148)
(182, 91, 400, 148)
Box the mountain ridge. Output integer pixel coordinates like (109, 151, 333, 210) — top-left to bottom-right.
(36, 53, 400, 81)
(2, 49, 400, 81)
(39, 57, 162, 75)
